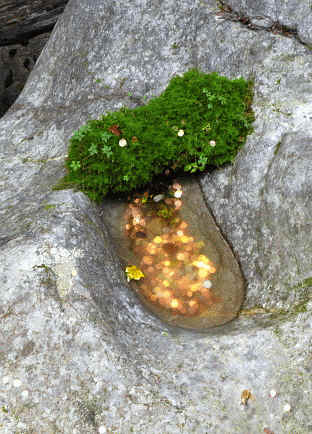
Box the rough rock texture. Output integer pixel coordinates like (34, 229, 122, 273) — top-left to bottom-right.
(0, 0, 312, 433)
(0, 34, 50, 117)
(0, 0, 68, 46)
(222, 0, 312, 45)
(0, 0, 69, 117)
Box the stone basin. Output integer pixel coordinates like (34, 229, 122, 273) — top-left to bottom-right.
(102, 178, 245, 330)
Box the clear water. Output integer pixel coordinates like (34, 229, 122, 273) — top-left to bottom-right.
(103, 179, 244, 330)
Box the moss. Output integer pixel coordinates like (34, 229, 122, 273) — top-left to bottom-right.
(22, 157, 48, 164)
(293, 276, 312, 289)
(43, 203, 57, 211)
(239, 306, 270, 316)
(271, 104, 291, 117)
(56, 69, 254, 202)
(274, 141, 282, 155)
(292, 301, 308, 314)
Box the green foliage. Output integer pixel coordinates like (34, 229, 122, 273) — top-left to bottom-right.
(157, 204, 174, 219)
(58, 69, 254, 201)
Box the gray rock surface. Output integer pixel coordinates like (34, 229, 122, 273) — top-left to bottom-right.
(222, 0, 312, 45)
(0, 0, 311, 433)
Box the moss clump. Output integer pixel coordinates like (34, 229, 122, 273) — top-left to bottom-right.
(293, 276, 312, 289)
(58, 69, 254, 202)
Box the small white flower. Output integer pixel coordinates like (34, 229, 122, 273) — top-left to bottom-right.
(283, 403, 291, 413)
(178, 129, 184, 137)
(203, 280, 212, 289)
(13, 379, 22, 388)
(209, 140, 216, 147)
(98, 426, 107, 434)
(153, 194, 165, 202)
(119, 138, 127, 147)
(269, 389, 277, 398)
(174, 190, 182, 198)
(71, 269, 77, 277)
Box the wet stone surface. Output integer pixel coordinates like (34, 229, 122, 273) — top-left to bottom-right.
(102, 178, 245, 330)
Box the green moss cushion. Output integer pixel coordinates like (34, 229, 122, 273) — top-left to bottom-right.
(59, 69, 254, 201)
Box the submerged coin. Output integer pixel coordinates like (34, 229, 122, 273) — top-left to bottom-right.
(102, 179, 244, 330)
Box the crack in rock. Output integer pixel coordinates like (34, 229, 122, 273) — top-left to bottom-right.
(217, 1, 305, 46)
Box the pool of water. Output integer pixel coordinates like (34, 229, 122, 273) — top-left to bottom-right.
(102, 178, 244, 330)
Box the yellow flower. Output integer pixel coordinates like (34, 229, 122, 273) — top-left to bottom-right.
(125, 265, 144, 281)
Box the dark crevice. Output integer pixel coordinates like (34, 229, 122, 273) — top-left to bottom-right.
(9, 48, 17, 57)
(4, 70, 13, 88)
(23, 58, 31, 70)
(0, 24, 55, 47)
(0, 237, 13, 247)
(217, 1, 306, 47)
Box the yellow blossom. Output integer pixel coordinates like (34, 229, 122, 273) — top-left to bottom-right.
(125, 265, 145, 281)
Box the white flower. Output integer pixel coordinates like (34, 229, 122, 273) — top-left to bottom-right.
(119, 138, 127, 147)
(203, 280, 212, 289)
(174, 190, 182, 198)
(269, 389, 277, 398)
(209, 140, 216, 147)
(178, 129, 184, 137)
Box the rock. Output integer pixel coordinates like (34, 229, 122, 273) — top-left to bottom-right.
(0, 0, 69, 46)
(0, 0, 69, 117)
(0, 0, 311, 433)
(0, 34, 50, 117)
(223, 0, 312, 45)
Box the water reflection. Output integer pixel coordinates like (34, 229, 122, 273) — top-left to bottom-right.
(102, 178, 244, 330)
(124, 183, 225, 324)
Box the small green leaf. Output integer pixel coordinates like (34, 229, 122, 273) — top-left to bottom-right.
(100, 131, 113, 143)
(88, 143, 98, 155)
(70, 161, 81, 171)
(101, 144, 113, 158)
